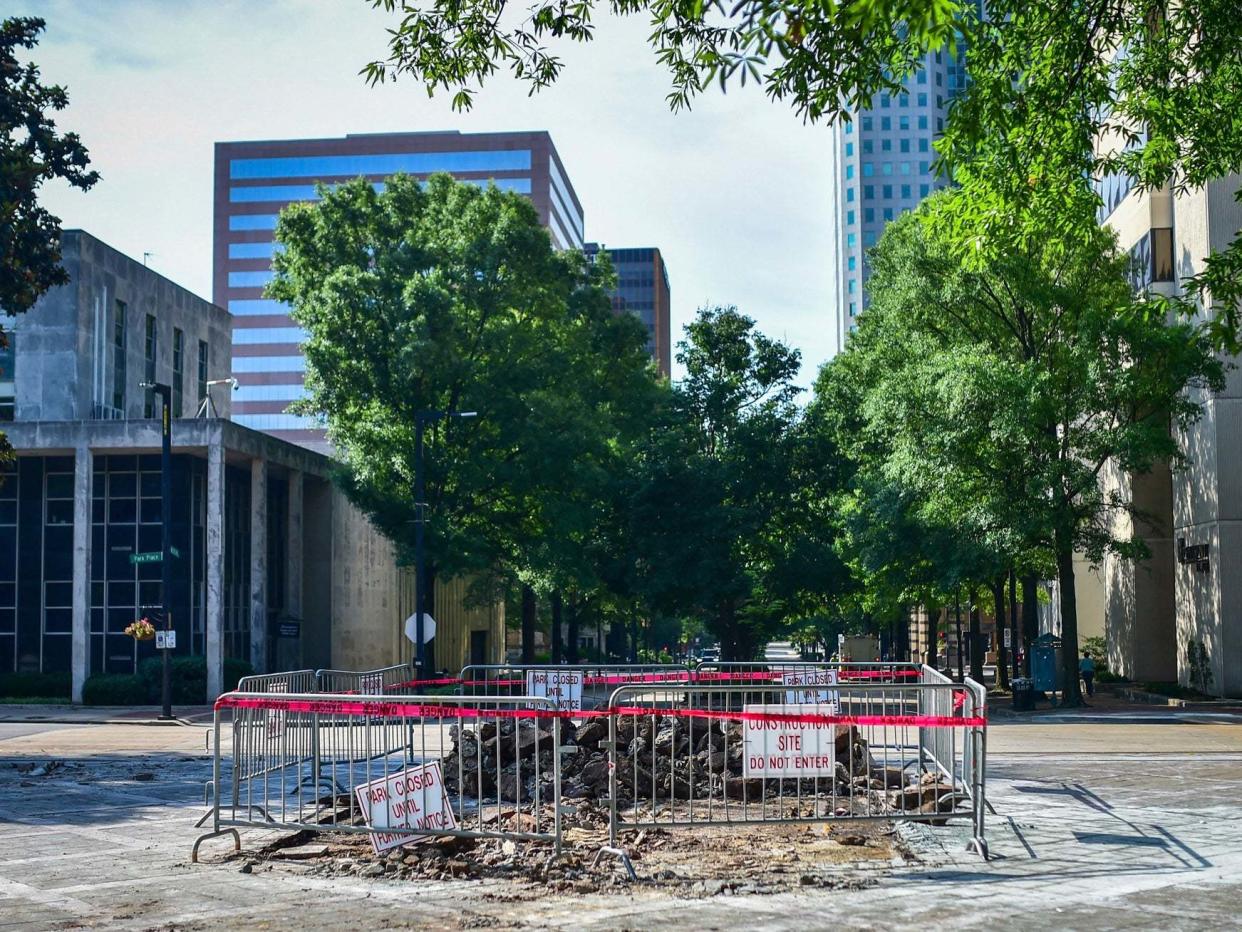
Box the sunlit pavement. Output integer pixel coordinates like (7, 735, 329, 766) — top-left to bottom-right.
(0, 715, 1239, 929)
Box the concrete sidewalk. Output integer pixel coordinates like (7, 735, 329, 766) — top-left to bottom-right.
(0, 704, 212, 726)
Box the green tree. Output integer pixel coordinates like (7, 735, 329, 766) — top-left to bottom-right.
(268, 174, 654, 652)
(1, 17, 99, 315)
(842, 196, 1223, 704)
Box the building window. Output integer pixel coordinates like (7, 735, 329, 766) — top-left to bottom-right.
(864, 185, 875, 199)
(900, 162, 912, 175)
(143, 315, 158, 419)
(864, 208, 875, 223)
(172, 329, 184, 418)
(112, 300, 127, 413)
(847, 233, 857, 248)
(848, 279, 857, 293)
(918, 115, 929, 130)
(847, 210, 856, 225)
(882, 162, 893, 176)
(845, 121, 853, 134)
(197, 340, 209, 407)
(881, 138, 892, 152)
(845, 142, 854, 157)
(919, 138, 930, 152)
(899, 93, 909, 107)
(917, 71, 927, 85)
(900, 139, 910, 153)
(884, 208, 895, 221)
(0, 334, 14, 422)
(846, 187, 855, 203)
(863, 139, 873, 154)
(920, 184, 930, 197)
(1152, 227, 1174, 282)
(880, 93, 890, 108)
(848, 256, 856, 271)
(881, 117, 891, 131)
(846, 165, 855, 180)
(900, 184, 911, 199)
(862, 163, 874, 177)
(917, 92, 928, 106)
(862, 117, 873, 131)
(899, 116, 910, 131)
(864, 231, 878, 246)
(883, 185, 893, 199)
(849, 302, 857, 316)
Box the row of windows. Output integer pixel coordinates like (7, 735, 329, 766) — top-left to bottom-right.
(229, 299, 285, 316)
(234, 383, 306, 403)
(851, 114, 944, 134)
(229, 214, 279, 231)
(846, 231, 882, 248)
(229, 149, 533, 180)
(106, 301, 205, 419)
(847, 183, 932, 203)
(228, 242, 282, 259)
(232, 327, 307, 345)
(232, 355, 304, 374)
(229, 176, 535, 203)
(547, 155, 585, 245)
(847, 136, 931, 156)
(847, 206, 910, 225)
(230, 413, 321, 431)
(228, 270, 275, 289)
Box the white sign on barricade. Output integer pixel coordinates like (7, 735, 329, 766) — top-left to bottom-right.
(525, 670, 583, 713)
(742, 705, 837, 778)
(266, 681, 287, 738)
(360, 672, 384, 694)
(780, 669, 839, 708)
(354, 761, 458, 854)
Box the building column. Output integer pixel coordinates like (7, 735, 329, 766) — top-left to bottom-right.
(249, 458, 267, 674)
(71, 443, 92, 703)
(286, 469, 303, 622)
(206, 424, 225, 698)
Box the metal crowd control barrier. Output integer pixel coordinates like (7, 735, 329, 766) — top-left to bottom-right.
(459, 664, 691, 709)
(605, 675, 988, 858)
(193, 692, 563, 862)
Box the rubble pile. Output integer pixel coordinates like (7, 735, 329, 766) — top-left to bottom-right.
(439, 713, 955, 814)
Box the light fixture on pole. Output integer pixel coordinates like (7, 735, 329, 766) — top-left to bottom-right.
(413, 409, 477, 678)
(139, 380, 174, 720)
(196, 378, 239, 418)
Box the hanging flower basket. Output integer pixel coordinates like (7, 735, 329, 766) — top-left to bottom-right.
(124, 618, 157, 641)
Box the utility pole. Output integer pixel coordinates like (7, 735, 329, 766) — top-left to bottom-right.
(413, 409, 477, 678)
(142, 381, 173, 720)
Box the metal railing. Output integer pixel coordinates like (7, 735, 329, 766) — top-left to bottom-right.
(193, 692, 563, 862)
(605, 675, 988, 857)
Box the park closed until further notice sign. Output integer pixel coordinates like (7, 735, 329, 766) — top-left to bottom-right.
(742, 705, 837, 778)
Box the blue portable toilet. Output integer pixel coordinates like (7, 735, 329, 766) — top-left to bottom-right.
(1032, 633, 1064, 693)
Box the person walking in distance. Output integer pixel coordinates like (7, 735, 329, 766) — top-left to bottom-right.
(1080, 651, 1096, 700)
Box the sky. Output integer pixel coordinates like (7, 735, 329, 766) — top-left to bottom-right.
(25, 0, 839, 388)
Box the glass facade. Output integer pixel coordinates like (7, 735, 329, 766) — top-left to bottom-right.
(229, 150, 532, 179)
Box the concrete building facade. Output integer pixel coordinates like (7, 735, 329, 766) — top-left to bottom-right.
(1098, 166, 1242, 696)
(212, 130, 586, 450)
(0, 232, 506, 699)
(584, 243, 672, 377)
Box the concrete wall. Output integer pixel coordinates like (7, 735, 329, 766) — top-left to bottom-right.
(11, 231, 232, 422)
(328, 487, 402, 671)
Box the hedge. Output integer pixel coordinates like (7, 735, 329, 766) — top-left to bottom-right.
(0, 671, 72, 700)
(83, 656, 255, 705)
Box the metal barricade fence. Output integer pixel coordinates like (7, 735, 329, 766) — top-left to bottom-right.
(459, 664, 691, 709)
(605, 677, 988, 857)
(231, 669, 319, 782)
(193, 692, 563, 861)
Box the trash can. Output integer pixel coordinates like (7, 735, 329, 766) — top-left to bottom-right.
(1012, 677, 1035, 712)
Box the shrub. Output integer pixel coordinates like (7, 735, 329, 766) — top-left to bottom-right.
(223, 658, 254, 692)
(82, 674, 148, 706)
(0, 671, 71, 699)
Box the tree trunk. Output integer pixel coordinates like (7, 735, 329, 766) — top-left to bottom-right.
(424, 564, 438, 673)
(953, 588, 964, 681)
(567, 593, 580, 664)
(1009, 568, 1020, 682)
(927, 604, 938, 671)
(550, 591, 563, 664)
(992, 577, 1010, 691)
(968, 587, 984, 683)
(630, 615, 639, 664)
(1055, 532, 1083, 707)
(1021, 573, 1038, 677)
(521, 584, 536, 665)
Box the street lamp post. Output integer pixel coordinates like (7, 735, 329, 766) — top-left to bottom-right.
(413, 409, 477, 678)
(141, 381, 173, 720)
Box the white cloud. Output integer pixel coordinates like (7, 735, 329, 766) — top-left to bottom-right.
(28, 0, 837, 385)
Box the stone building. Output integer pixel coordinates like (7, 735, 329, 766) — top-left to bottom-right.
(0, 231, 501, 700)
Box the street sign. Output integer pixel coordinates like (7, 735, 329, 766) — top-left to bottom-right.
(526, 670, 583, 713)
(129, 548, 180, 565)
(354, 762, 457, 854)
(1003, 628, 1012, 649)
(155, 630, 176, 650)
(780, 669, 839, 708)
(403, 613, 436, 644)
(743, 705, 837, 778)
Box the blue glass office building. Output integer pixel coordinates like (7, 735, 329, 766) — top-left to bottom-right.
(214, 131, 585, 450)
